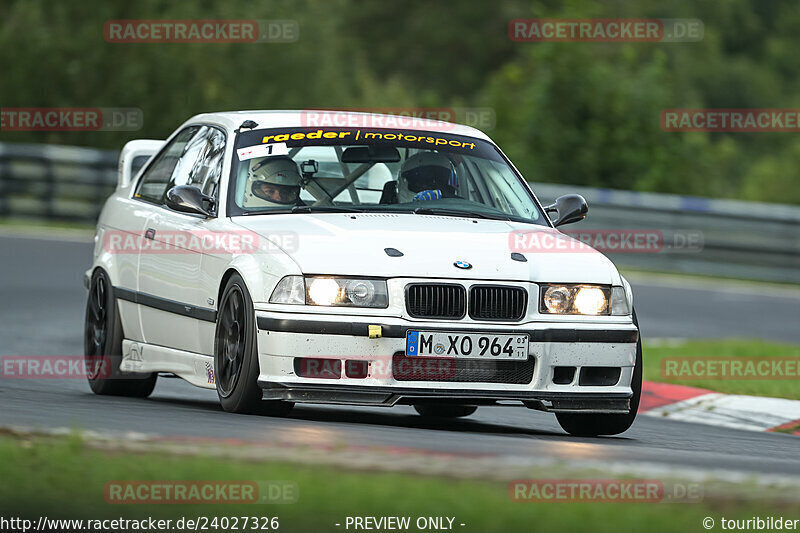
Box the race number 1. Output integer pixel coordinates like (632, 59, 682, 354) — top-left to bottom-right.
(237, 142, 289, 161)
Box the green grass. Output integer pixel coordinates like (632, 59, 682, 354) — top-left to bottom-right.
(643, 339, 800, 400)
(0, 433, 796, 533)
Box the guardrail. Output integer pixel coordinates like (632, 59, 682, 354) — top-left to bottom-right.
(1, 142, 799, 283)
(532, 183, 800, 284)
(0, 143, 119, 222)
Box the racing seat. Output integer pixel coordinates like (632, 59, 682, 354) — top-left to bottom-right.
(379, 181, 398, 204)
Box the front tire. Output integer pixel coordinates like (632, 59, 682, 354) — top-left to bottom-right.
(414, 404, 478, 418)
(555, 311, 642, 437)
(214, 273, 294, 416)
(84, 269, 157, 397)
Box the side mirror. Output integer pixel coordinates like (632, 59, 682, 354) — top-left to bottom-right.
(166, 185, 214, 217)
(544, 194, 588, 227)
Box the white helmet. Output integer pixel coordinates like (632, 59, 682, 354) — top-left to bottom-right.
(397, 152, 458, 203)
(243, 156, 302, 208)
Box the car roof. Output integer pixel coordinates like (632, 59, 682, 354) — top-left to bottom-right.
(181, 110, 493, 142)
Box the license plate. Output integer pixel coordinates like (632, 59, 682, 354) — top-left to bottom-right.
(405, 331, 529, 360)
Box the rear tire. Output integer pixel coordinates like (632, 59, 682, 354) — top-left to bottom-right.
(215, 273, 294, 416)
(84, 269, 157, 397)
(414, 404, 477, 418)
(555, 310, 642, 437)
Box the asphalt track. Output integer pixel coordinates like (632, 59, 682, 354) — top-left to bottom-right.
(1, 233, 799, 478)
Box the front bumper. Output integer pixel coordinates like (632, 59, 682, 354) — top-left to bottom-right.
(255, 312, 638, 413)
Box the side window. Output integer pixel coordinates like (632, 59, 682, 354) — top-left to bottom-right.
(134, 127, 200, 203)
(166, 126, 226, 200)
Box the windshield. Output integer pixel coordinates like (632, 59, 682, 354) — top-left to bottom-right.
(229, 126, 547, 225)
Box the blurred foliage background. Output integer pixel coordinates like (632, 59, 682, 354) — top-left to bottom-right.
(1, 0, 799, 204)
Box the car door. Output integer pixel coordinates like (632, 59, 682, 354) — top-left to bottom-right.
(137, 126, 226, 353)
(116, 127, 200, 343)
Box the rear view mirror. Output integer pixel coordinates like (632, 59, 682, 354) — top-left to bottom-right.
(544, 194, 588, 227)
(341, 145, 401, 163)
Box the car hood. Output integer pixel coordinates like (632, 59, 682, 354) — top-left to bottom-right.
(232, 213, 620, 284)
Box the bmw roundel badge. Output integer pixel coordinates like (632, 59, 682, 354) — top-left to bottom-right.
(454, 260, 472, 270)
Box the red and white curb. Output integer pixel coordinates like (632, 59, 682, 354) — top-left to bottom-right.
(640, 381, 800, 435)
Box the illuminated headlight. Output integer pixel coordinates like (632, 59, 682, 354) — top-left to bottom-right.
(307, 277, 388, 307)
(269, 276, 388, 308)
(540, 285, 612, 315)
(574, 287, 607, 315)
(307, 277, 341, 306)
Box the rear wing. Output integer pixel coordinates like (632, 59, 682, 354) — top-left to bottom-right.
(117, 139, 164, 189)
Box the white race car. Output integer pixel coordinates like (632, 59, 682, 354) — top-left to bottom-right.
(84, 110, 641, 436)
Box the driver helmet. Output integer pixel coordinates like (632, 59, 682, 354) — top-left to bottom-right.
(243, 156, 302, 208)
(397, 152, 458, 203)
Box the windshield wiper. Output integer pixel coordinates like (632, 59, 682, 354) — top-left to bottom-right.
(290, 205, 366, 214)
(239, 205, 367, 215)
(411, 207, 510, 221)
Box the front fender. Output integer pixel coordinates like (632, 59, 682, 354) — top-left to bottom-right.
(206, 243, 302, 309)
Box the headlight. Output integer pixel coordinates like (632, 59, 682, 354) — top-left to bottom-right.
(542, 286, 572, 314)
(269, 276, 389, 308)
(573, 286, 607, 315)
(540, 284, 612, 315)
(307, 277, 340, 306)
